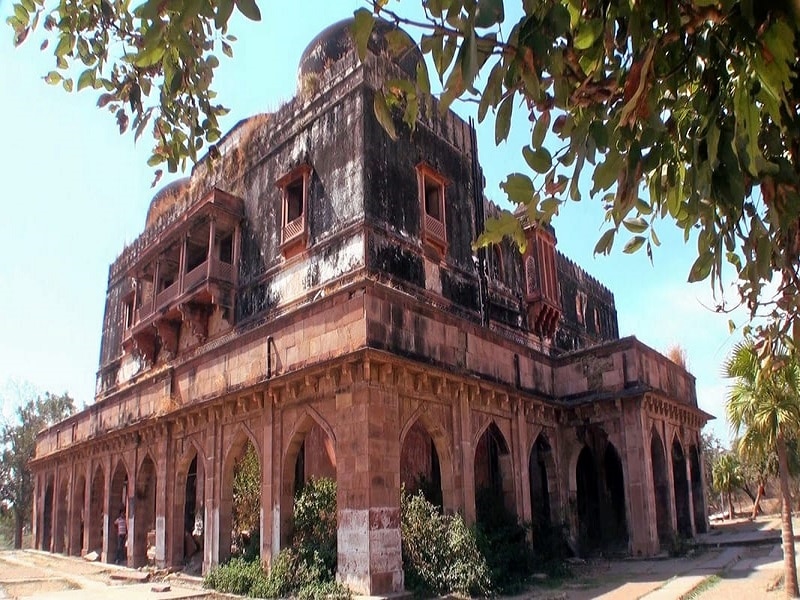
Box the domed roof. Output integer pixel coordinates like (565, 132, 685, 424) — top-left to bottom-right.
(146, 177, 190, 228)
(297, 17, 422, 86)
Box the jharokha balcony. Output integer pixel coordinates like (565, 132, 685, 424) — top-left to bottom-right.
(121, 188, 244, 362)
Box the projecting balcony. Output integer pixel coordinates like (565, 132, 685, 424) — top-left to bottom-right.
(120, 188, 244, 360)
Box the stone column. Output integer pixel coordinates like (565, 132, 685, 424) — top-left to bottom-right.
(336, 379, 403, 595)
(620, 401, 654, 556)
(203, 412, 219, 573)
(155, 434, 170, 567)
(515, 406, 531, 525)
(259, 392, 274, 567)
(458, 389, 476, 523)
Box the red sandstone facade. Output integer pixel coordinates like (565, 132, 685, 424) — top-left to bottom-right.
(30, 19, 711, 595)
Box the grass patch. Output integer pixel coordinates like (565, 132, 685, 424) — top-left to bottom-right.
(682, 574, 721, 599)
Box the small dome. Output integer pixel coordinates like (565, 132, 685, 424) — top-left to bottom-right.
(146, 177, 190, 228)
(297, 17, 422, 87)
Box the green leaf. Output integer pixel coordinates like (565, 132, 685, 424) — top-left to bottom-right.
(234, 0, 260, 21)
(215, 0, 234, 28)
(523, 146, 552, 174)
(532, 111, 550, 149)
(460, 30, 479, 88)
(222, 41, 233, 58)
(495, 94, 513, 144)
(594, 228, 615, 255)
(373, 90, 397, 141)
(688, 252, 714, 283)
(623, 235, 646, 254)
(500, 173, 534, 204)
(622, 217, 648, 234)
(574, 19, 603, 50)
(54, 33, 73, 57)
(76, 68, 94, 91)
(44, 71, 61, 85)
(475, 0, 504, 28)
(133, 43, 165, 67)
(351, 8, 374, 62)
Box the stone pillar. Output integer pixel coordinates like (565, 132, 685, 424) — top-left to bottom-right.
(101, 454, 112, 563)
(260, 393, 274, 567)
(204, 413, 219, 573)
(620, 402, 654, 556)
(336, 380, 403, 595)
(458, 390, 476, 523)
(82, 463, 92, 556)
(32, 474, 40, 549)
(515, 407, 532, 525)
(155, 435, 169, 567)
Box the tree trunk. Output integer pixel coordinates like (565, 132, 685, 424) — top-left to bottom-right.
(751, 482, 765, 520)
(728, 491, 735, 521)
(13, 510, 23, 550)
(777, 434, 798, 598)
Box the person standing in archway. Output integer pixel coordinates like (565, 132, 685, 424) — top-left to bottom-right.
(114, 509, 127, 564)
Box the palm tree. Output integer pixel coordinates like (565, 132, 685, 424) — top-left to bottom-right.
(725, 340, 800, 598)
(712, 452, 743, 520)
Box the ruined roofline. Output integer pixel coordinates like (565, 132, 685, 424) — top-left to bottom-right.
(556, 250, 615, 304)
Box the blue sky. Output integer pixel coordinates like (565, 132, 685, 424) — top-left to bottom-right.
(0, 0, 745, 443)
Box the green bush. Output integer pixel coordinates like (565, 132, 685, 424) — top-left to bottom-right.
(401, 490, 491, 597)
(204, 477, 347, 599)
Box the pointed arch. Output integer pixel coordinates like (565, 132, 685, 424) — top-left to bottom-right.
(671, 434, 691, 537)
(689, 443, 706, 534)
(650, 426, 671, 543)
(69, 472, 86, 556)
(107, 458, 129, 564)
(132, 453, 157, 567)
(281, 409, 337, 548)
(54, 476, 69, 553)
(174, 438, 207, 568)
(603, 442, 628, 546)
(474, 420, 515, 524)
(400, 407, 455, 512)
(88, 464, 105, 556)
(219, 426, 262, 564)
(529, 432, 557, 533)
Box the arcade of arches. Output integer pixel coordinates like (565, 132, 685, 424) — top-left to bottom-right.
(31, 354, 709, 594)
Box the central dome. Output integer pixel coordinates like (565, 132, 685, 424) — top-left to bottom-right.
(297, 17, 422, 85)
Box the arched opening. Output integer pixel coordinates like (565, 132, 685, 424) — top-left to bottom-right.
(41, 475, 54, 551)
(529, 434, 556, 532)
(689, 444, 706, 534)
(672, 437, 692, 537)
(474, 422, 515, 526)
(400, 420, 442, 507)
(282, 418, 336, 548)
(107, 461, 128, 565)
(575, 446, 600, 550)
(54, 478, 69, 553)
(88, 466, 104, 555)
(69, 474, 86, 556)
(175, 450, 205, 571)
(651, 429, 671, 543)
(603, 443, 628, 547)
(220, 435, 261, 563)
(132, 455, 157, 567)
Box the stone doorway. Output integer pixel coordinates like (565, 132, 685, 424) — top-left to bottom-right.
(133, 455, 157, 567)
(69, 474, 86, 556)
(175, 450, 205, 567)
(529, 434, 556, 532)
(107, 461, 128, 565)
(54, 479, 68, 553)
(651, 429, 671, 543)
(282, 416, 336, 548)
(475, 422, 515, 525)
(88, 466, 104, 556)
(220, 433, 261, 563)
(41, 474, 54, 551)
(400, 420, 442, 507)
(689, 444, 706, 533)
(672, 437, 692, 537)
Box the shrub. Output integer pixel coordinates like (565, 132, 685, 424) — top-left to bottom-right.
(204, 477, 347, 599)
(401, 490, 491, 597)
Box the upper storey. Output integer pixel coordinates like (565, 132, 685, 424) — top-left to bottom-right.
(96, 17, 620, 399)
